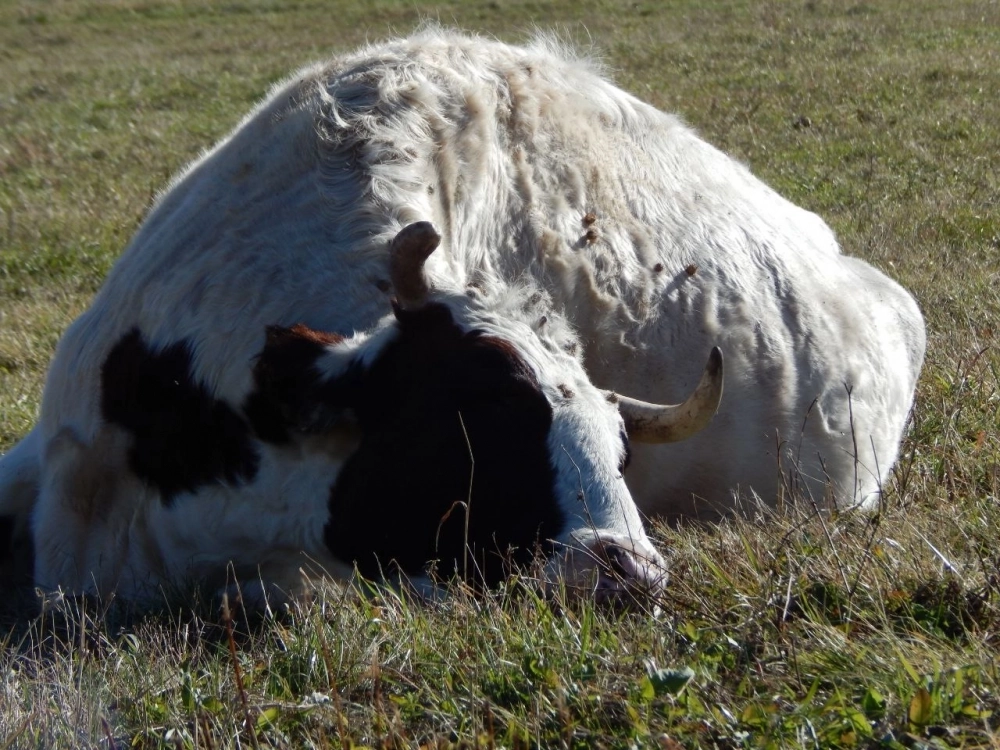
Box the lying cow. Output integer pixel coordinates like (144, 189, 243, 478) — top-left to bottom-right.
(0, 28, 922, 605)
(1, 218, 721, 606)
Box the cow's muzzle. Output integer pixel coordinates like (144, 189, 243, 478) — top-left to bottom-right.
(549, 533, 668, 611)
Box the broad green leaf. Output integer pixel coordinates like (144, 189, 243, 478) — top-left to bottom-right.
(638, 676, 656, 702)
(844, 708, 873, 737)
(645, 664, 695, 697)
(908, 688, 933, 726)
(862, 687, 886, 718)
(257, 706, 281, 729)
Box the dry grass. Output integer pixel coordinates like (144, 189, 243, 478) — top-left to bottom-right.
(1, 0, 999, 746)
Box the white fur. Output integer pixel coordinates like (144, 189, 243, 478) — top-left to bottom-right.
(0, 29, 924, 599)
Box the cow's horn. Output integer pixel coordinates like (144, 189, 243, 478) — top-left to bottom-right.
(390, 221, 441, 310)
(612, 346, 723, 443)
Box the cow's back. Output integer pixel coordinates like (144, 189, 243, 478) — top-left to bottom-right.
(463, 57, 927, 514)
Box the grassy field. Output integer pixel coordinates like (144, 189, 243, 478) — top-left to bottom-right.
(1, 0, 999, 747)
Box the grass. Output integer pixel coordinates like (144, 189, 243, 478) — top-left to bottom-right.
(1, 0, 999, 746)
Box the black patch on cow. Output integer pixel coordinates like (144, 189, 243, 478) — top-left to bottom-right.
(0, 514, 34, 590)
(0, 515, 17, 571)
(101, 328, 259, 505)
(328, 304, 564, 586)
(0, 515, 13, 555)
(247, 305, 566, 587)
(245, 324, 348, 444)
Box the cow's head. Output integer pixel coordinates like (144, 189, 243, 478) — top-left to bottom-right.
(247, 222, 722, 605)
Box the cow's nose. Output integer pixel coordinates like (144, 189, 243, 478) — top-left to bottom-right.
(587, 537, 668, 607)
(555, 534, 668, 610)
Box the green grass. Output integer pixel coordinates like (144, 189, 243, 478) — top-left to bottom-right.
(2, 0, 999, 746)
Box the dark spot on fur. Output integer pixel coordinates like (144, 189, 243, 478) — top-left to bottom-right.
(558, 384, 574, 400)
(686, 263, 698, 276)
(244, 324, 347, 443)
(324, 303, 565, 586)
(0, 516, 12, 553)
(585, 228, 599, 244)
(582, 212, 596, 226)
(101, 329, 259, 506)
(287, 322, 342, 347)
(653, 262, 664, 274)
(0, 514, 34, 591)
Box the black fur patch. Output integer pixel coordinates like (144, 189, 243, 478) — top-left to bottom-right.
(248, 305, 566, 587)
(245, 324, 347, 444)
(328, 304, 564, 586)
(101, 329, 259, 505)
(0, 515, 12, 557)
(0, 514, 34, 590)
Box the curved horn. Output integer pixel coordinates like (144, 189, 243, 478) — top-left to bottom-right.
(612, 346, 723, 443)
(389, 221, 441, 310)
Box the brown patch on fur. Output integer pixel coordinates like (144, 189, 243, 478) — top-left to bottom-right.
(582, 211, 597, 226)
(232, 162, 254, 183)
(477, 335, 529, 367)
(287, 323, 344, 347)
(558, 384, 575, 400)
(585, 228, 599, 244)
(686, 264, 698, 276)
(653, 263, 664, 274)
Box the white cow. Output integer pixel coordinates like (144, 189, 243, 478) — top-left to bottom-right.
(0, 28, 922, 604)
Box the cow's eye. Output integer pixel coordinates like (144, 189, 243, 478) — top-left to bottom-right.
(618, 428, 632, 475)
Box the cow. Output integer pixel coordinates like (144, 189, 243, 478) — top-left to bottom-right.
(0, 219, 722, 606)
(0, 28, 922, 606)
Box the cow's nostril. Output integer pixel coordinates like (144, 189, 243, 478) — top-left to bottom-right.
(588, 538, 668, 606)
(601, 542, 635, 579)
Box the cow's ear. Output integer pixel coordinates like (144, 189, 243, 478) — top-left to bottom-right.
(245, 324, 357, 443)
